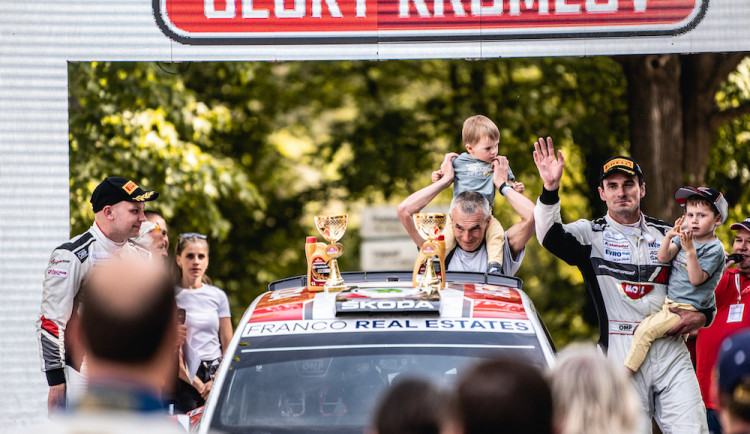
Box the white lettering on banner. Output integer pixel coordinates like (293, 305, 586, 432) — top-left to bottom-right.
(242, 0, 270, 18)
(509, 0, 548, 15)
(433, 0, 467, 17)
(334, 0, 648, 19)
(586, 0, 616, 14)
(356, 0, 366, 17)
(240, 0, 346, 18)
(206, 0, 236, 18)
(243, 318, 534, 336)
(556, 0, 579, 14)
(471, 0, 502, 17)
(400, 0, 430, 18)
(313, 0, 343, 17)
(276, 0, 306, 18)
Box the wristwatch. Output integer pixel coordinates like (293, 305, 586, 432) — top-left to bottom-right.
(499, 182, 511, 196)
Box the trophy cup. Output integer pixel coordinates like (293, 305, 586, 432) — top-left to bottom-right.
(411, 213, 447, 293)
(314, 214, 348, 292)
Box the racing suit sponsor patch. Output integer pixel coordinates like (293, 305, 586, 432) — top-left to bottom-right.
(76, 249, 88, 261)
(609, 320, 639, 335)
(47, 268, 68, 278)
(621, 282, 653, 300)
(603, 232, 631, 263)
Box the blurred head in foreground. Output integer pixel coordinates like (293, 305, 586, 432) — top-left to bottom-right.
(549, 344, 643, 434)
(77, 255, 176, 395)
(370, 377, 447, 434)
(718, 329, 750, 433)
(443, 357, 553, 434)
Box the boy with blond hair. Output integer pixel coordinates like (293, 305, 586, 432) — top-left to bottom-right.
(432, 115, 522, 274)
(624, 186, 727, 373)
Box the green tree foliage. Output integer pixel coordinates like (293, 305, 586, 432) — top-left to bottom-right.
(709, 57, 750, 248)
(69, 57, 632, 346)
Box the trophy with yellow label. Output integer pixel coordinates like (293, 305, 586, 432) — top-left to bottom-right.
(314, 214, 348, 292)
(412, 213, 447, 293)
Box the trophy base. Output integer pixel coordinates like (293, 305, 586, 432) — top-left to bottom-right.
(417, 281, 440, 295)
(325, 280, 347, 292)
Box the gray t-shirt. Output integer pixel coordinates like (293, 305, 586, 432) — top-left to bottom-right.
(446, 233, 525, 276)
(452, 152, 514, 207)
(668, 236, 724, 309)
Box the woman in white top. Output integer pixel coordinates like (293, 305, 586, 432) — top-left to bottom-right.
(173, 232, 232, 412)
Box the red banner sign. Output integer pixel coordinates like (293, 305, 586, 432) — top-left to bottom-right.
(154, 0, 707, 44)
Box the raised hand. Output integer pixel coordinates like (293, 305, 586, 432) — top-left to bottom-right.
(532, 136, 564, 191)
(666, 215, 685, 239)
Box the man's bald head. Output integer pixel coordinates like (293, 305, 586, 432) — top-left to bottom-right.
(80, 256, 175, 364)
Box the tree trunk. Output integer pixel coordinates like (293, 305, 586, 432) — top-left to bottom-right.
(620, 54, 684, 221)
(618, 53, 747, 223)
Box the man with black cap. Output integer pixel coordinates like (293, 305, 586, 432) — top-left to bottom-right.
(696, 217, 750, 433)
(533, 137, 711, 433)
(36, 176, 158, 413)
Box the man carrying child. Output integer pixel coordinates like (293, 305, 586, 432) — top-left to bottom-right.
(398, 115, 535, 276)
(624, 186, 727, 374)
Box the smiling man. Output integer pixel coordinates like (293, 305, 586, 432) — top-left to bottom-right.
(532, 137, 711, 433)
(37, 176, 158, 414)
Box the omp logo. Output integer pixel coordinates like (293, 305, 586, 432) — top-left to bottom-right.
(76, 250, 88, 261)
(341, 300, 436, 310)
(619, 323, 633, 332)
(622, 282, 653, 300)
(154, 0, 708, 45)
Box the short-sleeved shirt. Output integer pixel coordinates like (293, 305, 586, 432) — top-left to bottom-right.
(175, 284, 231, 362)
(668, 236, 725, 310)
(452, 152, 514, 207)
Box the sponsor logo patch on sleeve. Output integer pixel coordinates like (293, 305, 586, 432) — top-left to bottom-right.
(47, 268, 68, 278)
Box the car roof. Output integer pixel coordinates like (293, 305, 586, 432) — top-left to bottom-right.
(250, 271, 529, 322)
(236, 271, 554, 362)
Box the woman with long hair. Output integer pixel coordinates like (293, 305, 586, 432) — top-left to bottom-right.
(173, 233, 232, 412)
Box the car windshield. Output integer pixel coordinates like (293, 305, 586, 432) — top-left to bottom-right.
(209, 323, 549, 434)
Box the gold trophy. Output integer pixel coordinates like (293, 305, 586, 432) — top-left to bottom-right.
(412, 213, 447, 293)
(314, 214, 348, 292)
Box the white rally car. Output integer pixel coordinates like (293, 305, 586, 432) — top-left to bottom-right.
(193, 271, 555, 433)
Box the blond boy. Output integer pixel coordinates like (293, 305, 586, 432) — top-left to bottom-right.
(432, 115, 522, 273)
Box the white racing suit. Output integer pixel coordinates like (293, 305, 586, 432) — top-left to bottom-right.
(36, 223, 148, 403)
(535, 188, 710, 434)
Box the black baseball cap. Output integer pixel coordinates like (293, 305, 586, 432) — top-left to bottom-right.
(599, 156, 644, 182)
(90, 177, 159, 213)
